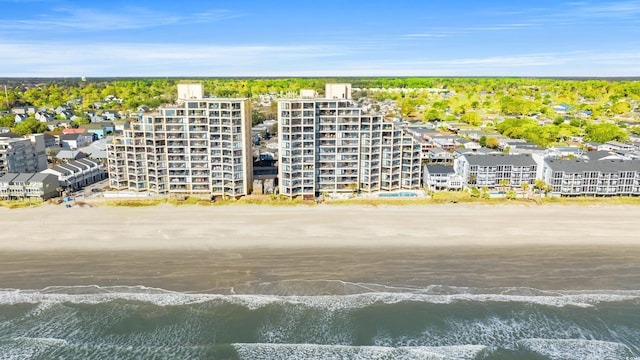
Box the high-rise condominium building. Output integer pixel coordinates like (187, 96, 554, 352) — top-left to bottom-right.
(278, 84, 422, 198)
(107, 84, 253, 198)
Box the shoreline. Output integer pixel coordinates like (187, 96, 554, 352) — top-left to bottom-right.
(2, 204, 639, 251)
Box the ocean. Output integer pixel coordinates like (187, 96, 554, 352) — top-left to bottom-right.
(0, 246, 638, 359)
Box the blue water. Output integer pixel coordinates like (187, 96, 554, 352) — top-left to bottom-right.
(0, 285, 638, 359)
(0, 247, 639, 359)
(378, 192, 418, 198)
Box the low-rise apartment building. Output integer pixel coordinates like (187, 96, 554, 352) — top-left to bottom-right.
(543, 159, 640, 196)
(455, 154, 539, 189)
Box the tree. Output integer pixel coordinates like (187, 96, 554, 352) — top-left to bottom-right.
(269, 123, 278, 136)
(72, 117, 91, 127)
(251, 109, 266, 126)
(460, 112, 481, 126)
(610, 101, 631, 115)
(479, 135, 487, 147)
(11, 118, 47, 135)
(533, 179, 551, 194)
(585, 123, 628, 143)
(498, 179, 510, 191)
(0, 114, 15, 127)
(485, 137, 500, 149)
(423, 109, 441, 122)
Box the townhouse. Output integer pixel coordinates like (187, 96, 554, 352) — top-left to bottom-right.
(0, 172, 58, 200)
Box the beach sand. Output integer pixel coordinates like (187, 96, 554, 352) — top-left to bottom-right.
(1, 204, 640, 292)
(1, 204, 639, 251)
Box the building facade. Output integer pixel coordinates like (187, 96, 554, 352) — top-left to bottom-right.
(107, 84, 253, 198)
(0, 172, 58, 200)
(543, 159, 640, 196)
(278, 85, 421, 198)
(424, 165, 463, 191)
(42, 158, 106, 190)
(0, 135, 47, 176)
(455, 154, 538, 189)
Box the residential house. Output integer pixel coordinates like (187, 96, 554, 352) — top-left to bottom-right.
(60, 129, 93, 147)
(59, 110, 75, 119)
(55, 149, 88, 161)
(79, 137, 110, 161)
(11, 106, 37, 115)
(59, 133, 82, 149)
(35, 111, 54, 123)
(430, 136, 457, 150)
(583, 151, 629, 161)
(79, 122, 114, 139)
(584, 142, 601, 151)
(424, 165, 463, 191)
(14, 114, 28, 123)
(426, 148, 456, 165)
(455, 138, 480, 150)
(551, 103, 575, 114)
(102, 111, 118, 121)
(548, 146, 584, 159)
(43, 133, 57, 148)
(599, 141, 636, 152)
(54, 106, 71, 115)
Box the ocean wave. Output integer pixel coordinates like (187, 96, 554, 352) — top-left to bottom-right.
(518, 338, 635, 360)
(0, 284, 638, 309)
(233, 343, 487, 360)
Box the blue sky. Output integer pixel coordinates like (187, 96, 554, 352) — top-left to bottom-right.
(0, 0, 639, 77)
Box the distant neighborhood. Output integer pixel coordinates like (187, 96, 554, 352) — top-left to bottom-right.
(1, 79, 640, 203)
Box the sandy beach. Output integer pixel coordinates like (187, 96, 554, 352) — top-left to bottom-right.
(1, 204, 639, 251)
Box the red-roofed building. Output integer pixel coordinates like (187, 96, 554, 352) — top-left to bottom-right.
(62, 128, 88, 135)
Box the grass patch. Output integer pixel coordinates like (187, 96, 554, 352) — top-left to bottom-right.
(214, 195, 315, 206)
(0, 199, 43, 209)
(539, 196, 640, 206)
(101, 198, 169, 207)
(93, 193, 640, 207)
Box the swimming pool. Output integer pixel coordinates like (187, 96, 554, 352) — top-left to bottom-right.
(378, 191, 418, 198)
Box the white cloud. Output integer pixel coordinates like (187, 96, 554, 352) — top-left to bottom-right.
(0, 41, 346, 76)
(578, 0, 640, 17)
(0, 6, 240, 32)
(1, 41, 639, 77)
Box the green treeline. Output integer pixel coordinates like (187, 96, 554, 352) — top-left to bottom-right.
(1, 77, 638, 145)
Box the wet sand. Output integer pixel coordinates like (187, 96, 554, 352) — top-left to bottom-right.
(1, 204, 639, 292)
(1, 246, 639, 292)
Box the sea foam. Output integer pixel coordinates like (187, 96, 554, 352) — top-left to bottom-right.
(0, 285, 638, 310)
(233, 343, 487, 360)
(518, 338, 635, 360)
